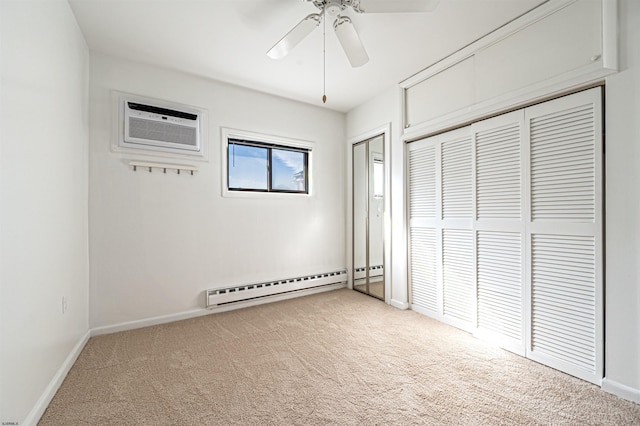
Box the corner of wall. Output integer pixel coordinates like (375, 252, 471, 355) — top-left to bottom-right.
(21, 332, 91, 426)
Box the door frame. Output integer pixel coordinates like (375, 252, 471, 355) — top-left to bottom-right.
(348, 123, 392, 304)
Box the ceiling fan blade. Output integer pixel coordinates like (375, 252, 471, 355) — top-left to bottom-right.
(355, 0, 440, 13)
(267, 13, 321, 59)
(333, 16, 369, 68)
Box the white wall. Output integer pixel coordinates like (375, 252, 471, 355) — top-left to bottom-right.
(603, 0, 640, 399)
(89, 53, 346, 329)
(0, 0, 90, 424)
(346, 0, 640, 401)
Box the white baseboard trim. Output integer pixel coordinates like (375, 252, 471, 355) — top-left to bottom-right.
(390, 299, 409, 310)
(22, 330, 90, 426)
(602, 378, 640, 404)
(91, 282, 347, 337)
(91, 307, 211, 337)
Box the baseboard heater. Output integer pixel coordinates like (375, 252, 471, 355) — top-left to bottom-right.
(353, 265, 384, 279)
(206, 270, 347, 308)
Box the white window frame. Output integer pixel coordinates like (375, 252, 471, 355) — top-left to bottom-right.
(221, 127, 314, 198)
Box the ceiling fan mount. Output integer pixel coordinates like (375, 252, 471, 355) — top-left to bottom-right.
(319, 1, 345, 17)
(267, 0, 439, 68)
(309, 0, 375, 15)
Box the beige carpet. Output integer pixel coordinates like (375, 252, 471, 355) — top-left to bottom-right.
(40, 289, 640, 425)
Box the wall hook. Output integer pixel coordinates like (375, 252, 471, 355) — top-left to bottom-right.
(128, 161, 198, 176)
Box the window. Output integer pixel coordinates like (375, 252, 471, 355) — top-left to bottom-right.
(227, 138, 309, 194)
(373, 158, 384, 198)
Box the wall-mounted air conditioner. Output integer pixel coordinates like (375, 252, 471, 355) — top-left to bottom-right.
(119, 96, 204, 156)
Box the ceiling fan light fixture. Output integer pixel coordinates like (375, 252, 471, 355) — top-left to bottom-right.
(325, 1, 343, 17)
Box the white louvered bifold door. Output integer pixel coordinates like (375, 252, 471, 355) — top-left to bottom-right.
(440, 129, 475, 331)
(472, 111, 526, 355)
(406, 88, 603, 385)
(525, 88, 603, 385)
(408, 137, 441, 318)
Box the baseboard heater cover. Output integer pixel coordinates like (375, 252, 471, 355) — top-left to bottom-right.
(206, 270, 347, 307)
(354, 264, 384, 279)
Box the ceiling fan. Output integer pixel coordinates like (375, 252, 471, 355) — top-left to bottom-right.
(267, 0, 440, 68)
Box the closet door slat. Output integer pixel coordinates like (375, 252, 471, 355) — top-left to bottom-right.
(476, 123, 522, 220)
(442, 137, 473, 219)
(410, 228, 439, 314)
(530, 104, 596, 223)
(477, 231, 523, 343)
(443, 229, 475, 327)
(409, 146, 437, 219)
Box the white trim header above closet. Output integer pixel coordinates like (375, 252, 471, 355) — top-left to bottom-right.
(401, 0, 617, 140)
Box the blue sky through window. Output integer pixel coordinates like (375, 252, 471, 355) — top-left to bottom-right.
(272, 149, 305, 191)
(228, 140, 307, 193)
(228, 143, 268, 190)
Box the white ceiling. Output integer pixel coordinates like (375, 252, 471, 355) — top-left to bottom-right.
(68, 0, 546, 112)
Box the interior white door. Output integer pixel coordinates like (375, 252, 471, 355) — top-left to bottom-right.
(408, 138, 440, 317)
(440, 130, 475, 331)
(408, 127, 475, 331)
(525, 88, 603, 385)
(472, 111, 526, 355)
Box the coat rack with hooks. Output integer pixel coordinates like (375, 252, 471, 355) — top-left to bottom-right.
(129, 161, 198, 175)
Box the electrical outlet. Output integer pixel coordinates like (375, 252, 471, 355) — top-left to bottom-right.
(62, 296, 68, 314)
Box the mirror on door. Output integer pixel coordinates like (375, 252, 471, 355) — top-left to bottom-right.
(353, 135, 384, 300)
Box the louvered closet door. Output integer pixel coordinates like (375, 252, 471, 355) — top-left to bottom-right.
(408, 127, 473, 323)
(525, 87, 603, 385)
(472, 111, 526, 355)
(440, 129, 475, 331)
(408, 137, 441, 317)
(406, 88, 603, 385)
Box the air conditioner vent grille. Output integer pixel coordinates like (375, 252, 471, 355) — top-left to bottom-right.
(129, 117, 197, 147)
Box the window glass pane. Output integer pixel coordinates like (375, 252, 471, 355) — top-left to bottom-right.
(228, 143, 268, 190)
(373, 160, 384, 198)
(271, 148, 306, 192)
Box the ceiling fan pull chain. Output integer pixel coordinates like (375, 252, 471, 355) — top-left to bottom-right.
(323, 8, 327, 104)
